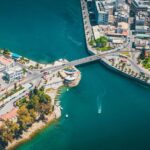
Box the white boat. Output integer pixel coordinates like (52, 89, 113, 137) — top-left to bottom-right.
(98, 104, 102, 114)
(65, 114, 69, 118)
(97, 96, 102, 114)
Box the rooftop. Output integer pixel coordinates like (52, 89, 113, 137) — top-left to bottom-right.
(0, 108, 18, 121)
(5, 66, 22, 75)
(0, 56, 14, 66)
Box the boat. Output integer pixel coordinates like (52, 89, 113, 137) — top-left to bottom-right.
(65, 114, 69, 118)
(98, 104, 102, 114)
(97, 96, 102, 114)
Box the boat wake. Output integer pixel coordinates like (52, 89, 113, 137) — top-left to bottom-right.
(97, 96, 102, 114)
(97, 89, 106, 114)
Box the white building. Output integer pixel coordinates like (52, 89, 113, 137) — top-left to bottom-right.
(0, 56, 14, 71)
(5, 66, 23, 82)
(131, 0, 150, 15)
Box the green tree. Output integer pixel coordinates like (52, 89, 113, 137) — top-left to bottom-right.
(36, 63, 39, 69)
(17, 105, 34, 130)
(95, 36, 108, 47)
(5, 120, 20, 138)
(3, 49, 11, 56)
(14, 83, 17, 90)
(22, 68, 27, 75)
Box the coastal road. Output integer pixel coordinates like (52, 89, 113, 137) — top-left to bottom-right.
(0, 84, 33, 116)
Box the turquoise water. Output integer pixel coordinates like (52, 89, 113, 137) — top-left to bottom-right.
(1, 0, 150, 150)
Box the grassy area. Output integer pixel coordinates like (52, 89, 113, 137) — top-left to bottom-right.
(89, 36, 113, 52)
(89, 40, 95, 46)
(142, 57, 150, 69)
(96, 46, 112, 51)
(120, 52, 131, 57)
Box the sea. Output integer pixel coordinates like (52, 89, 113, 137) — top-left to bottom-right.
(0, 0, 150, 150)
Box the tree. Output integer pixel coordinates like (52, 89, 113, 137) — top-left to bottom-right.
(1, 130, 13, 143)
(29, 109, 37, 121)
(17, 106, 34, 130)
(0, 125, 13, 144)
(89, 39, 95, 46)
(36, 63, 39, 69)
(33, 87, 38, 95)
(95, 36, 108, 47)
(5, 120, 20, 138)
(14, 83, 17, 90)
(36, 102, 51, 120)
(3, 49, 11, 56)
(128, 68, 131, 74)
(27, 95, 40, 110)
(22, 68, 27, 75)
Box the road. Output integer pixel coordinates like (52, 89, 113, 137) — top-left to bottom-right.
(0, 0, 148, 116)
(0, 83, 33, 116)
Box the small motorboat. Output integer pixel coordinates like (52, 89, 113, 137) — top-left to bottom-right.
(65, 114, 69, 118)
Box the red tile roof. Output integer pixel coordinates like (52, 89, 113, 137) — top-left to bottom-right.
(0, 108, 18, 120)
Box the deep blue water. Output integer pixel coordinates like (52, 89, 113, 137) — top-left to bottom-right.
(0, 0, 150, 150)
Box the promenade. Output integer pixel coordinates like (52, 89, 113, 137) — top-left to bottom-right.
(79, 0, 150, 84)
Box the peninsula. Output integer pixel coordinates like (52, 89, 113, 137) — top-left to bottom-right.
(0, 49, 81, 150)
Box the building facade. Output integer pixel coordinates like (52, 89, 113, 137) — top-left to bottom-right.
(5, 66, 23, 82)
(95, 1, 109, 25)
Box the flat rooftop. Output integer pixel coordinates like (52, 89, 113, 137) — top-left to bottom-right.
(0, 56, 14, 66)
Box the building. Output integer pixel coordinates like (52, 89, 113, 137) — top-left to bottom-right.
(131, 0, 150, 15)
(114, 3, 130, 23)
(0, 64, 5, 72)
(5, 66, 23, 82)
(94, 1, 109, 25)
(134, 38, 150, 50)
(0, 56, 14, 70)
(135, 25, 149, 34)
(117, 22, 129, 36)
(0, 108, 18, 121)
(115, 11, 129, 23)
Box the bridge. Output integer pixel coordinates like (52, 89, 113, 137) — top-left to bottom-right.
(41, 50, 141, 72)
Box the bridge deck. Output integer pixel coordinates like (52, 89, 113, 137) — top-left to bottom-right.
(42, 50, 140, 72)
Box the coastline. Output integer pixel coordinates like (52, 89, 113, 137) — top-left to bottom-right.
(2, 56, 81, 149)
(7, 112, 58, 150)
(80, 0, 150, 87)
(6, 87, 62, 150)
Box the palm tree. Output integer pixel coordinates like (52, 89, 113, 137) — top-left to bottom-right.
(128, 68, 131, 74)
(3, 49, 11, 57)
